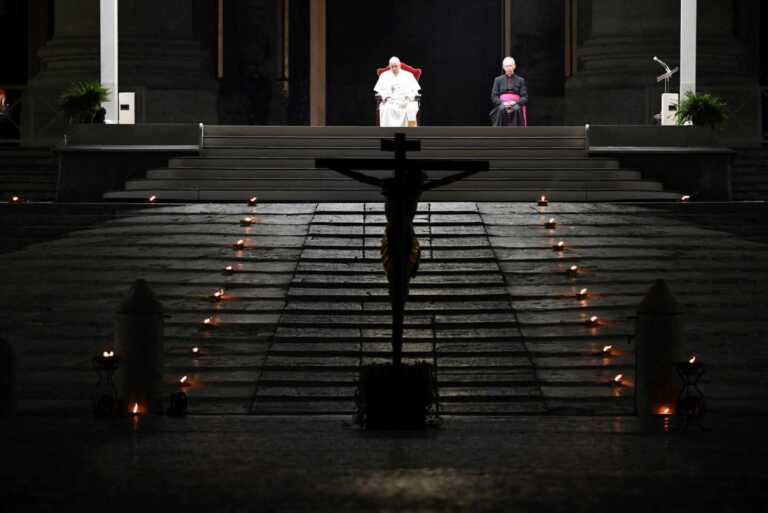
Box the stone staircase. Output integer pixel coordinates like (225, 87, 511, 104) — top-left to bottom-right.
(104, 126, 681, 202)
(0, 146, 58, 202)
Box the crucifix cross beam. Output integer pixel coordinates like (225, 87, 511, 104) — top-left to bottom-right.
(316, 133, 489, 177)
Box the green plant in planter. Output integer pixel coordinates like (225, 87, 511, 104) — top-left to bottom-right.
(60, 81, 111, 124)
(675, 91, 728, 129)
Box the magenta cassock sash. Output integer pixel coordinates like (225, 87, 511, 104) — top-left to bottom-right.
(500, 93, 520, 104)
(499, 94, 527, 126)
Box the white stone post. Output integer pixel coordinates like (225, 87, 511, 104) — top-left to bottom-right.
(680, 0, 697, 100)
(100, 0, 118, 123)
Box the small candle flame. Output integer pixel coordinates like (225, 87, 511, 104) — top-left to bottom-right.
(213, 288, 225, 300)
(132, 402, 139, 415)
(203, 317, 213, 325)
(224, 265, 234, 273)
(241, 217, 254, 226)
(659, 406, 672, 415)
(613, 374, 623, 383)
(540, 195, 547, 202)
(578, 288, 589, 299)
(248, 196, 258, 205)
(192, 347, 200, 355)
(148, 195, 157, 203)
(102, 350, 115, 358)
(689, 355, 697, 364)
(602, 345, 613, 354)
(568, 265, 579, 275)
(234, 239, 245, 249)
(10, 195, 21, 203)
(681, 195, 691, 202)
(180, 375, 188, 384)
(588, 315, 599, 325)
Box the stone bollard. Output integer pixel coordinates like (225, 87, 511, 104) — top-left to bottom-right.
(0, 338, 16, 415)
(115, 280, 165, 414)
(635, 279, 684, 419)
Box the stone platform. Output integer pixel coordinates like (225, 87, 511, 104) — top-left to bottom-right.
(1, 201, 767, 418)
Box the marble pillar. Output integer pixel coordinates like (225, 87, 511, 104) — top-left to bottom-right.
(21, 0, 100, 144)
(565, 0, 760, 144)
(23, 0, 218, 145)
(118, 0, 218, 124)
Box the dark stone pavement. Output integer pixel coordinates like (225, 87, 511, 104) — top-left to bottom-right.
(2, 415, 767, 513)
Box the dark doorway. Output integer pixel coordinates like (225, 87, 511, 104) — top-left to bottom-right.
(326, 0, 503, 126)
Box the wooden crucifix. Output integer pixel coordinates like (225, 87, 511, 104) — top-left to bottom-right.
(317, 133, 489, 369)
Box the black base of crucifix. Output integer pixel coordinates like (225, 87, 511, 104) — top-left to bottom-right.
(318, 133, 488, 430)
(355, 362, 437, 430)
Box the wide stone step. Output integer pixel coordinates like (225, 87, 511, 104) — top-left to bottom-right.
(201, 147, 587, 158)
(203, 125, 587, 138)
(203, 136, 586, 149)
(168, 157, 622, 169)
(123, 178, 663, 192)
(146, 168, 643, 180)
(103, 188, 680, 202)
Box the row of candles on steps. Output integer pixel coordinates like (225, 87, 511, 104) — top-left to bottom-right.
(538, 194, 699, 413)
(538, 195, 603, 329)
(201, 196, 260, 331)
(102, 196, 260, 418)
(4, 191, 695, 206)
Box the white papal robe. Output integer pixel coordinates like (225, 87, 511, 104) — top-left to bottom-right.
(374, 69, 421, 127)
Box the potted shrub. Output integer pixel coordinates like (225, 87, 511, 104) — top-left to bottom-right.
(675, 91, 728, 129)
(60, 81, 110, 124)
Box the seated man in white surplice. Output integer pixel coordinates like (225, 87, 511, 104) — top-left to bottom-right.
(374, 56, 420, 127)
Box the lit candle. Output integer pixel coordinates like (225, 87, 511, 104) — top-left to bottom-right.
(95, 349, 119, 372)
(9, 195, 23, 204)
(248, 196, 258, 206)
(131, 402, 140, 416)
(192, 346, 201, 357)
(602, 345, 613, 355)
(545, 218, 557, 230)
(613, 373, 624, 385)
(212, 288, 225, 302)
(233, 239, 246, 250)
(680, 195, 691, 202)
(179, 375, 191, 387)
(566, 265, 579, 277)
(688, 355, 697, 364)
(148, 195, 157, 203)
(240, 216, 255, 227)
(200, 317, 216, 330)
(553, 241, 566, 252)
(577, 288, 589, 300)
(223, 265, 235, 275)
(658, 406, 672, 416)
(587, 315, 600, 326)
(538, 195, 549, 207)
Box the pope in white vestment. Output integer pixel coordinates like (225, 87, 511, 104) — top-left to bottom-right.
(374, 56, 421, 127)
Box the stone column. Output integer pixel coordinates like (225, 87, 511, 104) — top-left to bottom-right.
(309, 0, 326, 126)
(21, 0, 100, 145)
(565, 0, 760, 144)
(112, 0, 219, 124)
(23, 0, 218, 145)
